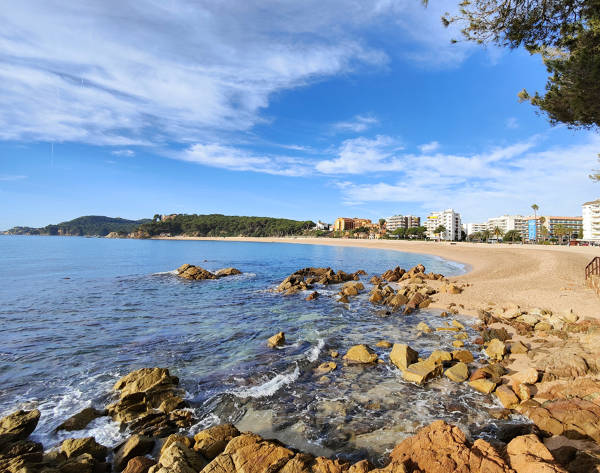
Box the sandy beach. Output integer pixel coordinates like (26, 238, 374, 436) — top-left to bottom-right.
(156, 236, 600, 320)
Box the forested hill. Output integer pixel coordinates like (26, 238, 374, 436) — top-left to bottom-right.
(4, 216, 150, 236)
(139, 214, 315, 237)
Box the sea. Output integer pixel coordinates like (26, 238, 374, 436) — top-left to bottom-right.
(0, 236, 525, 464)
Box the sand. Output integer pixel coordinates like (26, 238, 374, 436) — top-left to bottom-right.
(155, 236, 600, 320)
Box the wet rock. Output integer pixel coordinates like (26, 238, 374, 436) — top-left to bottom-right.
(427, 350, 452, 365)
(267, 332, 285, 348)
(343, 345, 378, 364)
(56, 407, 106, 432)
(452, 340, 465, 348)
(506, 434, 568, 472)
(403, 293, 427, 314)
(451, 320, 465, 330)
(495, 385, 520, 409)
(159, 395, 187, 414)
(375, 341, 392, 348)
(389, 420, 511, 472)
(402, 360, 442, 385)
(381, 267, 406, 282)
(338, 295, 350, 304)
(194, 424, 240, 460)
(416, 322, 432, 333)
(369, 291, 384, 304)
(315, 362, 337, 375)
(389, 344, 418, 371)
(153, 440, 207, 473)
(484, 339, 506, 361)
(330, 351, 339, 358)
(114, 368, 179, 399)
(444, 362, 469, 382)
(305, 292, 319, 301)
(60, 437, 107, 461)
(161, 434, 194, 455)
(469, 379, 497, 394)
(0, 409, 40, 441)
(114, 435, 155, 471)
(452, 350, 474, 363)
(123, 456, 156, 473)
(341, 282, 364, 297)
(177, 264, 218, 280)
(214, 268, 242, 278)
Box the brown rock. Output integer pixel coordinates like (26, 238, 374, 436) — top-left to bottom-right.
(510, 368, 539, 385)
(214, 268, 242, 278)
(495, 385, 520, 409)
(484, 339, 506, 361)
(157, 440, 207, 472)
(314, 362, 337, 375)
(114, 435, 155, 471)
(305, 292, 319, 301)
(123, 456, 156, 473)
(427, 350, 452, 365)
(510, 341, 529, 354)
(444, 362, 469, 382)
(56, 407, 105, 432)
(389, 420, 511, 472)
(389, 344, 418, 371)
(161, 434, 194, 455)
(539, 349, 590, 380)
(469, 379, 497, 394)
(267, 332, 285, 348)
(114, 368, 179, 399)
(0, 410, 40, 441)
(343, 345, 378, 364)
(194, 424, 240, 460)
(375, 341, 392, 348)
(416, 322, 432, 333)
(402, 360, 442, 384)
(61, 437, 107, 461)
(506, 434, 568, 473)
(452, 350, 475, 363)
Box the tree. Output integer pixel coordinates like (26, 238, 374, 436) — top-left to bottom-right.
(492, 226, 505, 241)
(553, 224, 569, 244)
(481, 229, 491, 242)
(379, 218, 386, 228)
(153, 214, 161, 222)
(591, 156, 600, 181)
(392, 227, 407, 239)
(504, 229, 522, 242)
(531, 204, 539, 242)
(434, 225, 447, 240)
(441, 0, 600, 133)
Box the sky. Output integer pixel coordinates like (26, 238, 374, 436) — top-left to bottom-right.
(1, 0, 599, 229)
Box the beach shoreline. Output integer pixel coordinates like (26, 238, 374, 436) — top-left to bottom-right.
(153, 236, 600, 320)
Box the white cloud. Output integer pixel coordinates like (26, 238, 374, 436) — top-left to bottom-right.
(0, 1, 480, 148)
(316, 135, 403, 174)
(333, 115, 379, 133)
(111, 149, 135, 157)
(335, 134, 600, 220)
(180, 144, 311, 176)
(418, 141, 440, 153)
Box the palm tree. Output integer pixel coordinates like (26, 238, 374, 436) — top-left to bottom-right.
(481, 229, 491, 242)
(554, 225, 568, 245)
(493, 226, 504, 242)
(539, 216, 547, 242)
(503, 230, 522, 242)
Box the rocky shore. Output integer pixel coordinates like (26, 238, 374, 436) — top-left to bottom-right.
(3, 261, 599, 473)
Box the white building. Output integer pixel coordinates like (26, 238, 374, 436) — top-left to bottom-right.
(486, 215, 532, 239)
(583, 199, 600, 241)
(465, 223, 487, 235)
(314, 221, 331, 231)
(426, 209, 462, 241)
(386, 215, 421, 232)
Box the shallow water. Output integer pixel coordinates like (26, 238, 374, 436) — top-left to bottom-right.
(0, 236, 523, 463)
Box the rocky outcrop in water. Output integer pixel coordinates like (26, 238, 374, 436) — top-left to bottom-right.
(275, 267, 366, 295)
(176, 264, 242, 281)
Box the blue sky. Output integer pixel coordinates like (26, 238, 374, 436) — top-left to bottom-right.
(1, 0, 599, 229)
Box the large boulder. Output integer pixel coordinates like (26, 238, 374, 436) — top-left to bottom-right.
(177, 264, 218, 280)
(402, 361, 442, 385)
(484, 339, 506, 361)
(114, 368, 179, 399)
(214, 268, 242, 278)
(389, 420, 512, 472)
(343, 345, 378, 364)
(194, 424, 240, 460)
(123, 456, 157, 473)
(0, 409, 40, 441)
(445, 363, 469, 382)
(151, 440, 207, 473)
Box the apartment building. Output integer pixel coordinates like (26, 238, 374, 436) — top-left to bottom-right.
(386, 215, 421, 232)
(333, 217, 374, 232)
(486, 215, 531, 239)
(465, 223, 487, 235)
(426, 209, 462, 241)
(583, 199, 600, 241)
(527, 216, 583, 241)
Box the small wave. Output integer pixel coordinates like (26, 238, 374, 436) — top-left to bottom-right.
(306, 338, 325, 362)
(152, 270, 178, 276)
(232, 364, 300, 399)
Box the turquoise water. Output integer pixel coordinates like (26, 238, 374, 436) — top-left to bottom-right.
(0, 236, 517, 462)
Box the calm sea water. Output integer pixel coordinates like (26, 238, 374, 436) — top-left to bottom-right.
(0, 236, 520, 463)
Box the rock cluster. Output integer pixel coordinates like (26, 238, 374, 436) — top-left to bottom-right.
(176, 264, 242, 281)
(275, 267, 366, 295)
(108, 368, 194, 437)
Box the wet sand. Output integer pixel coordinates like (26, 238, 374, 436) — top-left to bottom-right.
(155, 236, 600, 320)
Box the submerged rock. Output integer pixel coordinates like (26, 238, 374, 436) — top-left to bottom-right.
(267, 332, 285, 348)
(402, 360, 441, 385)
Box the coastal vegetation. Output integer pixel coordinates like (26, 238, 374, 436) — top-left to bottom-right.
(138, 214, 315, 237)
(4, 216, 150, 236)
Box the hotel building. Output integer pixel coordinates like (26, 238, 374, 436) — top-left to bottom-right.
(426, 209, 462, 241)
(582, 199, 600, 241)
(386, 215, 421, 232)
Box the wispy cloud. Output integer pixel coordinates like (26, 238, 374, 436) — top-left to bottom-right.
(332, 114, 379, 133)
(111, 149, 135, 157)
(0, 175, 27, 181)
(506, 117, 519, 129)
(418, 141, 440, 153)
